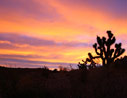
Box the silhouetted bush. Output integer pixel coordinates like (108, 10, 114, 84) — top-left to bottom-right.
(112, 56, 127, 68)
(58, 66, 68, 72)
(52, 69, 58, 73)
(77, 61, 87, 70)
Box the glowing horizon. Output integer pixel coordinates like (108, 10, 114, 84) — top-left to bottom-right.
(0, 0, 126, 69)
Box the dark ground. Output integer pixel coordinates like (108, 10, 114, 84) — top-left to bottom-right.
(0, 62, 127, 98)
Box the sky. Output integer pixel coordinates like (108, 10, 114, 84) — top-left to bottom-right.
(0, 0, 127, 69)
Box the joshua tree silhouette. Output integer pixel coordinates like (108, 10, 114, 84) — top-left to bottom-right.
(93, 30, 125, 66)
(78, 31, 125, 69)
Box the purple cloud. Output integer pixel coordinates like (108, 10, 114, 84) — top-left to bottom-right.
(0, 33, 92, 48)
(0, 57, 77, 68)
(0, 54, 63, 60)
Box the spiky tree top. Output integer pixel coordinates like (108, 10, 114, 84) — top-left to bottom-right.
(93, 31, 125, 66)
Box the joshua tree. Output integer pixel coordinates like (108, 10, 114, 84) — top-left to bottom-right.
(93, 31, 125, 66)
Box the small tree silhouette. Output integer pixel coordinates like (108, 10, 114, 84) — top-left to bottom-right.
(93, 31, 125, 66)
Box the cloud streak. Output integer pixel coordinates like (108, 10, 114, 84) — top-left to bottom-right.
(0, 33, 92, 47)
(0, 57, 77, 68)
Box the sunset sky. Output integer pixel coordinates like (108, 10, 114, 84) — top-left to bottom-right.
(0, 0, 127, 69)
